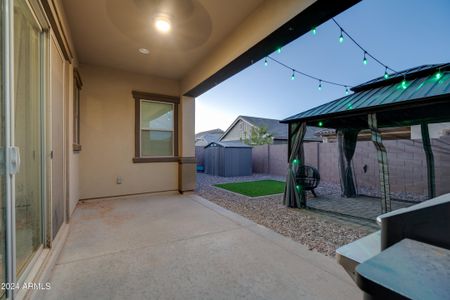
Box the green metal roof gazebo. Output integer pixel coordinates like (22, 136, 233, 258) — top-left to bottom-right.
(281, 63, 450, 211)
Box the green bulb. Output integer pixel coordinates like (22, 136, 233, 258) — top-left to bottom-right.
(293, 159, 299, 164)
(291, 73, 295, 80)
(401, 80, 407, 89)
(296, 185, 300, 190)
(363, 58, 367, 65)
(318, 121, 323, 127)
(435, 71, 442, 80)
(264, 58, 268, 66)
(312, 27, 317, 35)
(339, 35, 344, 43)
(384, 72, 389, 79)
(277, 47, 282, 53)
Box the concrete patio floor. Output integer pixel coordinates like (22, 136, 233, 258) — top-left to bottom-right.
(37, 193, 361, 300)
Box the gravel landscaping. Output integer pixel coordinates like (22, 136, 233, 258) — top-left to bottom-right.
(196, 173, 377, 256)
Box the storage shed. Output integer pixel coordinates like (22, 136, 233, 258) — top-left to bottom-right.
(204, 141, 252, 177)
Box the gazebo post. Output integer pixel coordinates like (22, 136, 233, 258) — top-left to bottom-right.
(368, 113, 391, 213)
(420, 123, 436, 198)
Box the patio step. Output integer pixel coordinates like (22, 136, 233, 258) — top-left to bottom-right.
(335, 230, 381, 282)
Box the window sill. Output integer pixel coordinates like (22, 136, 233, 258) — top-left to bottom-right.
(73, 144, 82, 152)
(133, 156, 179, 163)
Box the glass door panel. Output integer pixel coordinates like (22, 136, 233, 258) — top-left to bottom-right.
(0, 1, 6, 297)
(13, 0, 42, 276)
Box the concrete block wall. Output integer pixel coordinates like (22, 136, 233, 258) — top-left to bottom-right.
(251, 137, 450, 198)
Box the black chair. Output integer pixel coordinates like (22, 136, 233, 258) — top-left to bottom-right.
(295, 165, 320, 197)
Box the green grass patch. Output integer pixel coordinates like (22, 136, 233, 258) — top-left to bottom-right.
(214, 180, 286, 197)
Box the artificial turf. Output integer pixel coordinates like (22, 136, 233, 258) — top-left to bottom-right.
(214, 180, 286, 197)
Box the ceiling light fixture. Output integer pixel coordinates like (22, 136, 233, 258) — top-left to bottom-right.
(155, 16, 171, 33)
(138, 48, 150, 54)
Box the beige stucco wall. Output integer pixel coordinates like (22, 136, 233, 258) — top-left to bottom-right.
(79, 64, 181, 199)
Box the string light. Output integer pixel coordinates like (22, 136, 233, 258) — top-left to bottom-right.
(401, 76, 408, 89)
(264, 57, 268, 66)
(332, 18, 398, 79)
(277, 47, 282, 53)
(318, 121, 324, 127)
(435, 69, 442, 80)
(384, 67, 389, 79)
(318, 80, 322, 91)
(339, 29, 344, 43)
(311, 27, 317, 35)
(345, 86, 349, 95)
(265, 56, 352, 90)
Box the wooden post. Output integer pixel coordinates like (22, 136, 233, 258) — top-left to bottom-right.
(368, 113, 391, 213)
(420, 123, 436, 199)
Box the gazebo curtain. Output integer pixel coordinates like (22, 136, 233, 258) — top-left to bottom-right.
(283, 122, 307, 208)
(337, 128, 359, 198)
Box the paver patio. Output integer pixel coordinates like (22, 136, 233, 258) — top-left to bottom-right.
(38, 193, 360, 300)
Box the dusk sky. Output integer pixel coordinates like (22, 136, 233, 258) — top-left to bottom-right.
(195, 0, 450, 133)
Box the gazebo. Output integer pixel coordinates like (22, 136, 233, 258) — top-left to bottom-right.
(281, 63, 450, 212)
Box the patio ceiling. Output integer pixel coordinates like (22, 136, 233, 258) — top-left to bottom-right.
(62, 0, 360, 96)
(62, 0, 264, 79)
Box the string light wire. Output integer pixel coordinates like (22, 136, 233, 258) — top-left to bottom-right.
(266, 56, 352, 88)
(331, 18, 398, 74)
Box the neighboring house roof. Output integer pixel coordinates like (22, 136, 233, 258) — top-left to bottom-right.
(220, 115, 321, 142)
(195, 128, 224, 139)
(205, 141, 252, 148)
(282, 63, 450, 127)
(199, 133, 223, 144)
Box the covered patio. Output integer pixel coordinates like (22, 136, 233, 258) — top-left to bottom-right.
(37, 193, 359, 300)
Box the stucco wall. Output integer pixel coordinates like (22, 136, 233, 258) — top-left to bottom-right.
(79, 64, 181, 199)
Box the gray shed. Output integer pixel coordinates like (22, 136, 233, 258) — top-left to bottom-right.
(204, 141, 252, 177)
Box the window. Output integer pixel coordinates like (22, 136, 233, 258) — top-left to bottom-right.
(73, 68, 82, 151)
(133, 91, 179, 163)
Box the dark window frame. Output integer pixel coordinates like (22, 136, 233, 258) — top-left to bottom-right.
(73, 68, 82, 152)
(132, 91, 179, 163)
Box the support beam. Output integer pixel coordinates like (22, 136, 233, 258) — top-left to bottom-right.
(178, 96, 196, 193)
(420, 123, 436, 199)
(368, 114, 391, 213)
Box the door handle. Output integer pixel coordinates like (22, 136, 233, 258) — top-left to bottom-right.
(8, 146, 20, 175)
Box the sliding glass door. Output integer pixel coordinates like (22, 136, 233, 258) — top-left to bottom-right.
(0, 2, 7, 298)
(13, 0, 43, 277)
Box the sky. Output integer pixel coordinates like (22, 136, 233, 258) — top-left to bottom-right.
(195, 0, 450, 133)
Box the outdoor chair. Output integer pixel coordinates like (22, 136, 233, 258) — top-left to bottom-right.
(295, 165, 320, 197)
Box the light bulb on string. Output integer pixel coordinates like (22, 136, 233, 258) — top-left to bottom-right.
(435, 69, 442, 80)
(277, 47, 282, 54)
(339, 29, 344, 43)
(401, 76, 408, 89)
(384, 67, 389, 79)
(264, 57, 268, 67)
(345, 86, 349, 95)
(318, 80, 322, 91)
(363, 52, 368, 65)
(291, 69, 295, 80)
(311, 27, 317, 35)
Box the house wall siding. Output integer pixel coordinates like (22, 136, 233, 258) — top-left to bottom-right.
(79, 64, 181, 199)
(221, 119, 253, 141)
